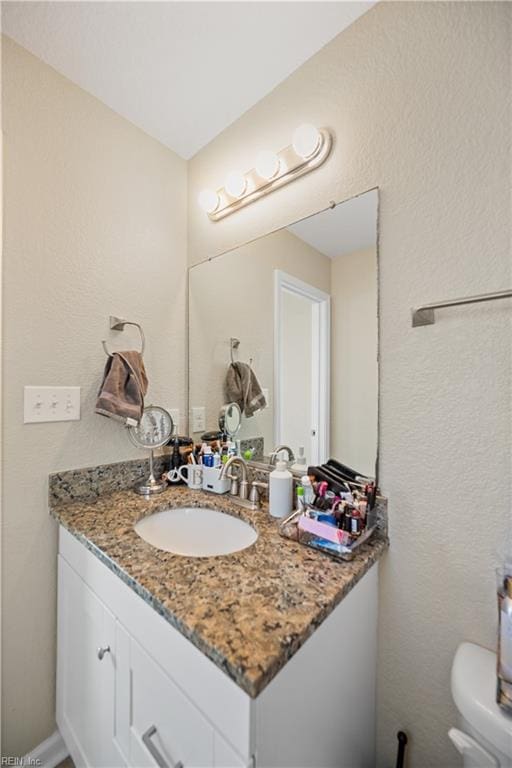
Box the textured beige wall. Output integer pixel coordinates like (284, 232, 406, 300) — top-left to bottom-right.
(189, 227, 330, 453)
(331, 246, 378, 477)
(188, 4, 512, 766)
(2, 37, 187, 756)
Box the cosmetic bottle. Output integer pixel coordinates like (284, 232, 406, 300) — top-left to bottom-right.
(350, 507, 362, 537)
(301, 475, 315, 506)
(225, 441, 236, 458)
(291, 446, 308, 473)
(269, 461, 293, 519)
(295, 485, 305, 514)
(202, 446, 214, 468)
(168, 436, 185, 484)
(498, 566, 512, 712)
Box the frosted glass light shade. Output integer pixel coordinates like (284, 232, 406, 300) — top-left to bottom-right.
(198, 189, 219, 214)
(292, 124, 321, 159)
(255, 150, 280, 180)
(225, 171, 247, 198)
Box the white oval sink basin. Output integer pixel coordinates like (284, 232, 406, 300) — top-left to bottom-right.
(134, 507, 258, 557)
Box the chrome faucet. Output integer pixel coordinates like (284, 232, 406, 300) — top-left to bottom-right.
(219, 456, 265, 510)
(269, 445, 295, 466)
(219, 456, 249, 500)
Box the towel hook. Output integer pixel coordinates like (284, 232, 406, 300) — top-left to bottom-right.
(230, 337, 240, 365)
(102, 316, 145, 356)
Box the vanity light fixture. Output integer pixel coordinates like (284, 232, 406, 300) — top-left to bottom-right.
(292, 123, 322, 159)
(225, 170, 247, 199)
(198, 123, 333, 221)
(198, 188, 220, 214)
(255, 150, 281, 181)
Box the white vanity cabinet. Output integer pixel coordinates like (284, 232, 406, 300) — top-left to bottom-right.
(57, 557, 126, 768)
(57, 527, 378, 768)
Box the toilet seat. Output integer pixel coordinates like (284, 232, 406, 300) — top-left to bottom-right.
(450, 642, 512, 766)
(450, 727, 500, 767)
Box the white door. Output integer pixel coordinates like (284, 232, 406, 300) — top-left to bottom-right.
(57, 556, 126, 767)
(274, 270, 330, 465)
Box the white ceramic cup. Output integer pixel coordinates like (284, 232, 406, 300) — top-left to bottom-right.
(166, 467, 182, 484)
(177, 464, 203, 490)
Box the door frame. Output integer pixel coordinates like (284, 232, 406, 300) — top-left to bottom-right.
(273, 270, 330, 464)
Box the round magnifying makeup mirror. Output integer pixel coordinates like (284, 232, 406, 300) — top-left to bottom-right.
(128, 405, 174, 495)
(219, 402, 242, 442)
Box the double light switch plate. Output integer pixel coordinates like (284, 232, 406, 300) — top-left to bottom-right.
(24, 386, 81, 423)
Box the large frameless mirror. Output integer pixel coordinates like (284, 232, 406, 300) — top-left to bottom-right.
(188, 188, 379, 478)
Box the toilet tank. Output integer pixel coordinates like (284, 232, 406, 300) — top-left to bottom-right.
(450, 643, 512, 767)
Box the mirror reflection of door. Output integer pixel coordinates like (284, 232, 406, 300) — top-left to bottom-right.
(275, 271, 330, 465)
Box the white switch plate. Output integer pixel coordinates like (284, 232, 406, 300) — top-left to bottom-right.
(191, 406, 206, 433)
(24, 386, 81, 423)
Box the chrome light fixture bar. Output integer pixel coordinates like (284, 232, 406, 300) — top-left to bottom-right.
(199, 125, 333, 221)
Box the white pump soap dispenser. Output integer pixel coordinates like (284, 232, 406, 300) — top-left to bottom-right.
(269, 460, 293, 519)
(291, 446, 308, 473)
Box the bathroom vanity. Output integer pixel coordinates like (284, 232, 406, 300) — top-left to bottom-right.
(52, 188, 384, 768)
(51, 469, 387, 768)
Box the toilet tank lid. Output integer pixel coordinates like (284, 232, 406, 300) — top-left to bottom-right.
(451, 642, 512, 757)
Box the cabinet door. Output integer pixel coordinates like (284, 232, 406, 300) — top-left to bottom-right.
(213, 732, 248, 767)
(57, 556, 126, 767)
(129, 639, 214, 768)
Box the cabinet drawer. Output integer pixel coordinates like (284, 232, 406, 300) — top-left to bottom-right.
(130, 639, 214, 768)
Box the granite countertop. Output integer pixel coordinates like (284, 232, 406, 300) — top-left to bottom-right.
(50, 481, 388, 698)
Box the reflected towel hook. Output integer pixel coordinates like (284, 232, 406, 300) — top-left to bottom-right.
(230, 338, 253, 367)
(102, 316, 145, 356)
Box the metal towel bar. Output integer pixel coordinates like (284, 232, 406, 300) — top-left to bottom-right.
(411, 289, 512, 327)
(102, 315, 145, 355)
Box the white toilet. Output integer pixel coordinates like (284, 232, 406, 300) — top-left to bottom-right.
(450, 642, 512, 767)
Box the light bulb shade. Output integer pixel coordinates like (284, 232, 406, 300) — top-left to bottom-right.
(225, 171, 247, 199)
(198, 189, 219, 214)
(255, 150, 280, 180)
(292, 124, 321, 159)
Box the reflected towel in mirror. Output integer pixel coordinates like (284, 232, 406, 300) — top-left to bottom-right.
(225, 362, 266, 418)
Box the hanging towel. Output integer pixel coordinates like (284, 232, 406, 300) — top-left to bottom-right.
(95, 351, 148, 425)
(225, 361, 267, 418)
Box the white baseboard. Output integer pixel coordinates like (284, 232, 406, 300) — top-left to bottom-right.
(23, 730, 69, 768)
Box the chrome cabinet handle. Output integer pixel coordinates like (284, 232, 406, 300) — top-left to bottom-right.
(97, 646, 110, 660)
(142, 725, 183, 768)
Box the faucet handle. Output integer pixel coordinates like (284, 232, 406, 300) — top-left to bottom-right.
(239, 479, 250, 500)
(227, 474, 239, 497)
(249, 481, 268, 506)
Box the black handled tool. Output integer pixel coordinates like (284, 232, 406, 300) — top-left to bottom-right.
(395, 731, 408, 768)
